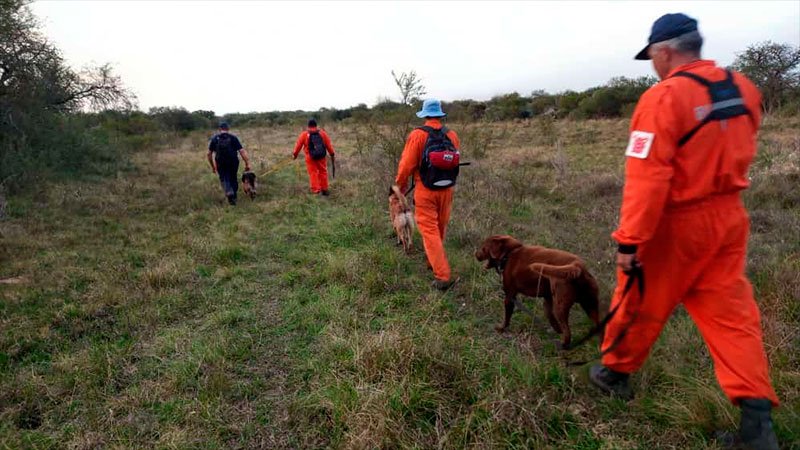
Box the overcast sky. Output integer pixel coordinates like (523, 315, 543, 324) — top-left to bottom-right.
(31, 1, 800, 115)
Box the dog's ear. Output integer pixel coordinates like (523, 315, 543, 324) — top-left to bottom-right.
(489, 235, 522, 259)
(488, 236, 507, 260)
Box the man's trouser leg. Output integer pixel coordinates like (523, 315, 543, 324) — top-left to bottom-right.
(437, 190, 451, 239)
(681, 204, 778, 405)
(315, 158, 329, 192)
(414, 187, 453, 281)
(305, 157, 320, 193)
(218, 162, 239, 199)
(602, 198, 730, 373)
(601, 238, 691, 373)
(603, 196, 778, 406)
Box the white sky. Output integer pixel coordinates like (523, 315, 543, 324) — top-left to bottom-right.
(31, 1, 800, 115)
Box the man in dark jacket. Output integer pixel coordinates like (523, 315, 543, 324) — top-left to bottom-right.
(207, 122, 251, 205)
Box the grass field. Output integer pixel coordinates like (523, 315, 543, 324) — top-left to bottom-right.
(1, 117, 798, 449)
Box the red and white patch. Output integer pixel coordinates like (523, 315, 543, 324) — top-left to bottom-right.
(625, 131, 655, 159)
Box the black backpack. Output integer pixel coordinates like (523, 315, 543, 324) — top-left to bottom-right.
(418, 126, 460, 189)
(308, 130, 327, 160)
(214, 133, 238, 165)
(670, 69, 753, 147)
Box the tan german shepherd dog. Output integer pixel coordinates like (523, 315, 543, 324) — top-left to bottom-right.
(389, 184, 414, 253)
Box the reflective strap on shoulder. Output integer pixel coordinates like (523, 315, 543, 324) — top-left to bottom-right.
(712, 98, 746, 111)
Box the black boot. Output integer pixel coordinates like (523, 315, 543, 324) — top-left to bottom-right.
(431, 278, 456, 291)
(589, 365, 633, 400)
(739, 398, 779, 450)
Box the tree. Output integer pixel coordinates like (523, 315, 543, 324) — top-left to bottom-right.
(0, 1, 134, 113)
(731, 41, 800, 114)
(486, 93, 529, 121)
(1, 0, 135, 191)
(391, 70, 426, 106)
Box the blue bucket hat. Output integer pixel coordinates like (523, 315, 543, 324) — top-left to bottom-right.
(635, 13, 698, 60)
(218, 122, 230, 130)
(416, 98, 446, 118)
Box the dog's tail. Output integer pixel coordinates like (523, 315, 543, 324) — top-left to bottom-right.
(528, 262, 582, 280)
(394, 211, 414, 229)
(390, 184, 410, 210)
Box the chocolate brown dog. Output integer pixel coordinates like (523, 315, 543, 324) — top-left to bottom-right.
(241, 171, 257, 200)
(475, 235, 601, 348)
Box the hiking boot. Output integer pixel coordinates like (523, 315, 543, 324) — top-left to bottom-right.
(227, 195, 237, 206)
(432, 278, 456, 291)
(321, 190, 330, 196)
(589, 364, 633, 400)
(738, 399, 779, 450)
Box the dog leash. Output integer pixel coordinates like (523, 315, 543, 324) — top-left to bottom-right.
(259, 157, 295, 178)
(563, 262, 644, 366)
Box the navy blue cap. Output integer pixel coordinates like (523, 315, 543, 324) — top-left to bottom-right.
(635, 13, 698, 60)
(308, 119, 317, 127)
(218, 122, 229, 130)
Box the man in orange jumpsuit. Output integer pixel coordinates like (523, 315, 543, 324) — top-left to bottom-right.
(588, 14, 779, 449)
(293, 119, 335, 196)
(395, 99, 460, 291)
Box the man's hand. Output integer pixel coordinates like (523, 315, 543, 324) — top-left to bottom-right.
(292, 154, 297, 160)
(616, 252, 638, 273)
(245, 165, 251, 172)
(212, 167, 217, 174)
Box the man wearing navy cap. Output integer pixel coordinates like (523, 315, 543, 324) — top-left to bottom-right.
(208, 122, 251, 205)
(589, 13, 779, 449)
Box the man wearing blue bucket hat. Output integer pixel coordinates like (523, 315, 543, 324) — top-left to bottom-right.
(395, 99, 462, 291)
(588, 13, 779, 449)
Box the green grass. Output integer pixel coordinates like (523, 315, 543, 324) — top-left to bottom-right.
(1, 119, 798, 448)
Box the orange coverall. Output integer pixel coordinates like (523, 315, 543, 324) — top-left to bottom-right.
(293, 127, 334, 193)
(603, 60, 778, 406)
(395, 119, 461, 281)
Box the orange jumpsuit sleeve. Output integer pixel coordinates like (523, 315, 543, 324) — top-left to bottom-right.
(321, 130, 335, 155)
(394, 129, 427, 193)
(611, 86, 679, 247)
(293, 132, 307, 158)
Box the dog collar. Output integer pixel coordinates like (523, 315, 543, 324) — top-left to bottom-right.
(495, 247, 524, 275)
(495, 254, 510, 275)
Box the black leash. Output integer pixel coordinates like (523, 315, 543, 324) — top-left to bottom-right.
(563, 262, 644, 365)
(405, 180, 416, 197)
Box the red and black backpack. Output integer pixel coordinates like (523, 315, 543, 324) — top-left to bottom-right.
(418, 126, 460, 189)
